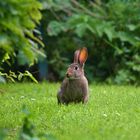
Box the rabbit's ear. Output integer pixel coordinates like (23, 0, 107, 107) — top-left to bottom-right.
(74, 49, 80, 63)
(79, 47, 88, 65)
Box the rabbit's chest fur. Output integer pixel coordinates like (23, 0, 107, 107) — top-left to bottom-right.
(63, 78, 84, 102)
(65, 80, 82, 99)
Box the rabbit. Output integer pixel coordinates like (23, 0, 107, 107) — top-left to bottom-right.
(57, 47, 89, 105)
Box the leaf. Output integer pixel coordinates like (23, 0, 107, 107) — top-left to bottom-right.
(31, 46, 46, 59)
(2, 53, 10, 62)
(0, 35, 10, 46)
(25, 71, 38, 83)
(132, 65, 140, 72)
(68, 14, 87, 28)
(127, 24, 138, 31)
(17, 50, 30, 65)
(116, 31, 137, 45)
(86, 24, 96, 34)
(47, 21, 67, 36)
(103, 24, 116, 41)
(24, 30, 44, 47)
(75, 23, 87, 37)
(9, 71, 17, 78)
(18, 72, 24, 81)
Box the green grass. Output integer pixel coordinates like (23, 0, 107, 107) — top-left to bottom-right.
(0, 83, 140, 140)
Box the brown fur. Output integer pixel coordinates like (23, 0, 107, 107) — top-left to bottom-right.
(57, 47, 89, 105)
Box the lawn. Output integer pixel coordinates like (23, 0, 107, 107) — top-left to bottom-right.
(0, 83, 140, 140)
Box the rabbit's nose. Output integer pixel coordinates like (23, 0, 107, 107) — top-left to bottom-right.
(66, 72, 72, 78)
(66, 73, 69, 78)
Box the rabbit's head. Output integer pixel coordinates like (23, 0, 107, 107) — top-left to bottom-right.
(66, 47, 88, 79)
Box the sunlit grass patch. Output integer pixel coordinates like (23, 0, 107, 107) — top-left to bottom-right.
(0, 83, 140, 140)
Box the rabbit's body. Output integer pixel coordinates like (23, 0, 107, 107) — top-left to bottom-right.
(58, 75, 88, 104)
(57, 48, 89, 105)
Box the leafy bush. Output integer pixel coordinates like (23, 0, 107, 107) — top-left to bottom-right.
(41, 0, 140, 84)
(0, 70, 38, 83)
(19, 106, 57, 140)
(0, 0, 45, 67)
(0, 106, 57, 140)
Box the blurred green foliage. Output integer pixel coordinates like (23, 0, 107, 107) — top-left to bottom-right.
(0, 0, 140, 84)
(41, 0, 140, 84)
(0, 0, 45, 67)
(19, 106, 57, 140)
(0, 70, 38, 83)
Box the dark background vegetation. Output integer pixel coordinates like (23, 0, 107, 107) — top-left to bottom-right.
(0, 0, 140, 85)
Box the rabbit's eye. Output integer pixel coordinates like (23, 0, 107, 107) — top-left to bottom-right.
(74, 66, 79, 70)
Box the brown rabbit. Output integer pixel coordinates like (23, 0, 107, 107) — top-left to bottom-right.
(57, 47, 89, 105)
